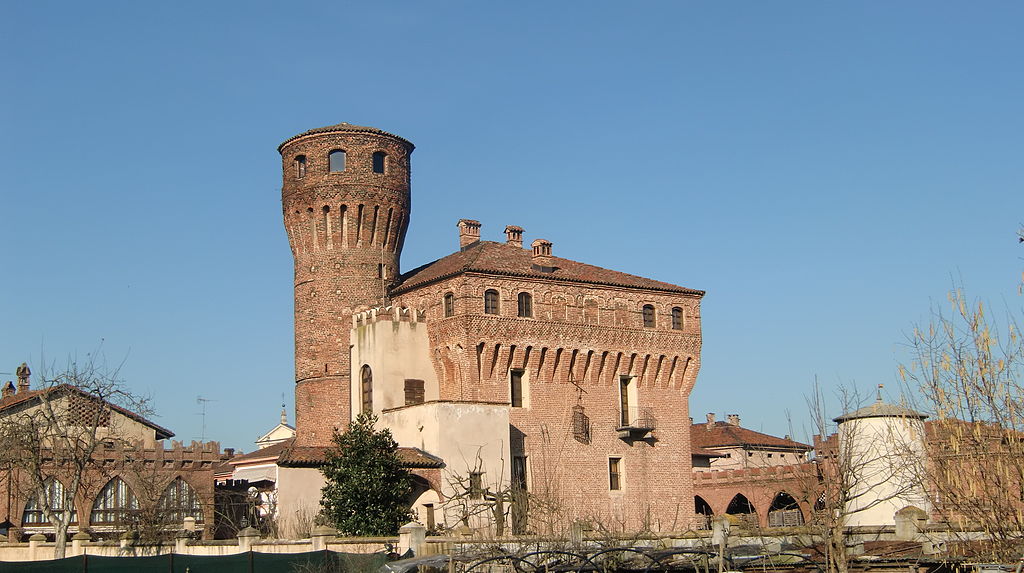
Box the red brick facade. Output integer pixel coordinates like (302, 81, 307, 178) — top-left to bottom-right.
(279, 123, 705, 531)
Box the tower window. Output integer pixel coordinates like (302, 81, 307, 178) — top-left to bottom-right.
(517, 292, 533, 318)
(642, 304, 655, 328)
(608, 458, 622, 491)
(444, 293, 454, 317)
(484, 289, 499, 315)
(619, 375, 637, 426)
(295, 155, 306, 178)
(372, 151, 387, 173)
(510, 369, 525, 407)
(360, 365, 373, 414)
(329, 149, 346, 172)
(672, 307, 683, 330)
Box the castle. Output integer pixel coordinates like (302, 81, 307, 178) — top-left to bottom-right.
(273, 123, 705, 533)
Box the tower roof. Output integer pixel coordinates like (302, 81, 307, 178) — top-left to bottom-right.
(833, 399, 927, 423)
(277, 122, 415, 152)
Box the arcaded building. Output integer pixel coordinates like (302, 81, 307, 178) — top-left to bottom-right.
(274, 123, 705, 533)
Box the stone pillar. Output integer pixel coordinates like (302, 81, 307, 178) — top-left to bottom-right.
(175, 530, 191, 554)
(28, 533, 45, 560)
(71, 531, 90, 555)
(237, 527, 260, 552)
(398, 521, 426, 557)
(311, 525, 336, 551)
(119, 531, 133, 551)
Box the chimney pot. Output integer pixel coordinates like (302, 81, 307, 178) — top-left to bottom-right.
(531, 239, 554, 271)
(727, 414, 740, 427)
(457, 219, 481, 249)
(1, 381, 14, 399)
(706, 412, 715, 428)
(504, 225, 524, 248)
(15, 363, 30, 393)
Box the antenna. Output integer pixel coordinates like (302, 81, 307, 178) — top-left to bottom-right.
(195, 395, 217, 442)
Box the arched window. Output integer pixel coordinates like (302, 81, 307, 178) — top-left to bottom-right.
(484, 289, 499, 315)
(328, 149, 346, 172)
(360, 365, 373, 414)
(294, 155, 306, 178)
(642, 304, 655, 328)
(517, 292, 532, 318)
(443, 293, 455, 317)
(768, 491, 803, 527)
(91, 477, 139, 525)
(671, 307, 683, 330)
(23, 478, 77, 525)
(372, 151, 387, 173)
(694, 495, 714, 530)
(159, 478, 204, 524)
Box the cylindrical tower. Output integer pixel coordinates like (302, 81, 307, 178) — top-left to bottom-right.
(278, 123, 414, 446)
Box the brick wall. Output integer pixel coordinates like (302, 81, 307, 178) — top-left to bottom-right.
(394, 270, 703, 532)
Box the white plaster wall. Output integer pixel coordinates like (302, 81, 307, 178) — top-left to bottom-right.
(381, 402, 511, 504)
(350, 311, 439, 415)
(274, 466, 326, 538)
(839, 416, 930, 527)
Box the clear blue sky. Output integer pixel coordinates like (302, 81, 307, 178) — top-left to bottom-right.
(2, 2, 1021, 451)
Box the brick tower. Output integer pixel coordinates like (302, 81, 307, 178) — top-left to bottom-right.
(278, 123, 414, 446)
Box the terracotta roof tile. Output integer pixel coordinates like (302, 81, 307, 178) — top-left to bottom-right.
(393, 241, 703, 295)
(0, 384, 174, 440)
(229, 438, 293, 465)
(691, 421, 810, 451)
(277, 442, 444, 469)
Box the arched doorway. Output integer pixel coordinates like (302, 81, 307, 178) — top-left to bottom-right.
(768, 491, 803, 527)
(725, 493, 757, 527)
(694, 496, 713, 530)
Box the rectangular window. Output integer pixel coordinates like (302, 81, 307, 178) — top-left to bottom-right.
(608, 458, 622, 491)
(512, 456, 528, 491)
(510, 369, 524, 408)
(469, 471, 484, 499)
(619, 376, 632, 426)
(404, 379, 425, 405)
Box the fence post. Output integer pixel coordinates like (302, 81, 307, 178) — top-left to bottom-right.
(398, 521, 426, 557)
(28, 533, 45, 561)
(71, 531, 90, 556)
(311, 525, 336, 552)
(237, 527, 260, 552)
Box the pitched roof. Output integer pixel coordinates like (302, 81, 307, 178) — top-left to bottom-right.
(276, 440, 445, 469)
(691, 421, 810, 451)
(277, 122, 414, 152)
(393, 241, 703, 296)
(229, 439, 293, 466)
(0, 384, 174, 440)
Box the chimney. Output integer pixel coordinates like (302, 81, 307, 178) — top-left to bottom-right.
(15, 363, 30, 393)
(457, 219, 481, 249)
(1, 381, 14, 399)
(727, 414, 740, 426)
(504, 225, 523, 248)
(706, 412, 715, 429)
(531, 239, 554, 271)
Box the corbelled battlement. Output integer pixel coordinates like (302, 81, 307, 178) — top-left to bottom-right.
(353, 305, 426, 325)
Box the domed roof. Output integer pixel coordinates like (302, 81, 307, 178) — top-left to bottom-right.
(833, 398, 927, 423)
(277, 122, 414, 152)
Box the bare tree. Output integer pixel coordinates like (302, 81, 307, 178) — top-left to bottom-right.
(0, 355, 152, 558)
(900, 288, 1024, 562)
